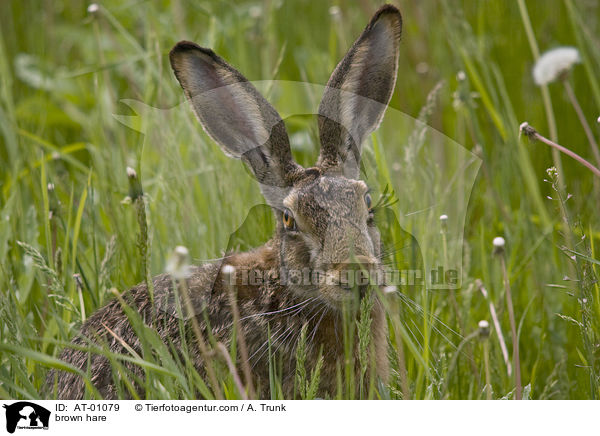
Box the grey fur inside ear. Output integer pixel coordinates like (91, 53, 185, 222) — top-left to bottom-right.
(170, 44, 267, 158)
(317, 4, 402, 177)
(169, 41, 301, 205)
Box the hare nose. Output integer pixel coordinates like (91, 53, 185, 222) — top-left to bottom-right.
(331, 255, 378, 295)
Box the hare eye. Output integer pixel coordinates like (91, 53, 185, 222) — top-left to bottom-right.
(282, 209, 296, 230)
(364, 193, 373, 211)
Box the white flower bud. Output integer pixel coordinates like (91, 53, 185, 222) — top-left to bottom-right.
(166, 245, 191, 280)
(126, 166, 137, 178)
(383, 285, 398, 295)
(478, 320, 490, 338)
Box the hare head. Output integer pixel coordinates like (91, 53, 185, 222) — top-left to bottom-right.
(169, 5, 402, 309)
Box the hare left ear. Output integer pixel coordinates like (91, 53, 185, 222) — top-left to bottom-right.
(317, 4, 402, 178)
(169, 42, 302, 207)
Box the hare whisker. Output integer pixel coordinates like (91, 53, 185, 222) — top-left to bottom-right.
(249, 299, 321, 367)
(255, 300, 325, 367)
(308, 305, 330, 347)
(232, 296, 318, 327)
(398, 293, 463, 339)
(274, 302, 325, 354)
(378, 242, 412, 259)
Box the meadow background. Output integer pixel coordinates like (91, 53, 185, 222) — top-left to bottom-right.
(0, 0, 599, 399)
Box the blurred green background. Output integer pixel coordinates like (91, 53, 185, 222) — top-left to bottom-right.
(0, 0, 599, 399)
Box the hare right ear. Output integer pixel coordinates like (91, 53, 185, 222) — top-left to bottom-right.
(317, 4, 402, 178)
(169, 42, 301, 206)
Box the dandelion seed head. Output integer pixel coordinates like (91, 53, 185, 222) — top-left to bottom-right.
(126, 166, 137, 178)
(493, 236, 505, 248)
(457, 71, 466, 81)
(221, 264, 236, 275)
(383, 285, 398, 295)
(329, 6, 341, 18)
(174, 246, 188, 257)
(87, 3, 99, 13)
(222, 264, 237, 285)
(533, 47, 580, 85)
(166, 245, 192, 280)
(478, 320, 490, 338)
(439, 214, 448, 222)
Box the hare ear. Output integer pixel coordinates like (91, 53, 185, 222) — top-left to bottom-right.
(317, 4, 402, 178)
(170, 42, 300, 205)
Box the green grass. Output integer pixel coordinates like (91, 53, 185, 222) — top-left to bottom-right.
(1, 0, 599, 399)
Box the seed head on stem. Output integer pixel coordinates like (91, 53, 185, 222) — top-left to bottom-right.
(166, 245, 192, 280)
(222, 264, 255, 398)
(87, 3, 99, 15)
(532, 47, 580, 86)
(478, 319, 492, 400)
(478, 320, 490, 339)
(519, 122, 600, 178)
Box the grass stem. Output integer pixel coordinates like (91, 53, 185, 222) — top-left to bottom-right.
(516, 0, 565, 187)
(216, 342, 248, 400)
(178, 278, 224, 400)
(561, 78, 600, 167)
(476, 279, 511, 377)
(499, 254, 522, 400)
(222, 265, 256, 399)
(483, 340, 492, 400)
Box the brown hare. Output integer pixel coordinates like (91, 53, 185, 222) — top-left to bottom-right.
(46, 4, 403, 399)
